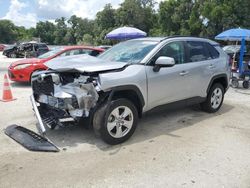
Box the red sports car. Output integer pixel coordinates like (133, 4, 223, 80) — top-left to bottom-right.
(8, 46, 104, 82)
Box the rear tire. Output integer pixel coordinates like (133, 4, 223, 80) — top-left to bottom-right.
(93, 98, 138, 145)
(201, 83, 224, 113)
(243, 81, 249, 89)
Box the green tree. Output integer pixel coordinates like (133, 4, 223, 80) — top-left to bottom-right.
(159, 0, 195, 35)
(0, 20, 18, 43)
(96, 4, 116, 30)
(159, 0, 178, 35)
(54, 17, 68, 44)
(116, 0, 155, 33)
(188, 1, 203, 36)
(76, 18, 95, 43)
(80, 34, 94, 45)
(68, 16, 95, 44)
(200, 0, 250, 37)
(67, 15, 83, 44)
(34, 21, 56, 44)
(2, 0, 250, 45)
(16, 26, 32, 41)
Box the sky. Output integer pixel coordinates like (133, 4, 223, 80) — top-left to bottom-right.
(0, 0, 163, 28)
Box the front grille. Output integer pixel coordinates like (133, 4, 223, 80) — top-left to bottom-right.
(32, 75, 54, 95)
(38, 104, 65, 129)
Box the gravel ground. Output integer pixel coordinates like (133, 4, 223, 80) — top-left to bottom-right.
(0, 52, 250, 188)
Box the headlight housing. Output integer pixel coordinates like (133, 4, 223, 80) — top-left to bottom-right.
(13, 64, 32, 70)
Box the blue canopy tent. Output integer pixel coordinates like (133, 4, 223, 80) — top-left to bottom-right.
(215, 28, 250, 74)
(105, 26, 147, 40)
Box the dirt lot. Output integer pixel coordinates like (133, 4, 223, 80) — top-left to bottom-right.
(0, 52, 250, 188)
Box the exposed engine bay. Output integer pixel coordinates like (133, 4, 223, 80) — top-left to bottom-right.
(31, 71, 101, 130)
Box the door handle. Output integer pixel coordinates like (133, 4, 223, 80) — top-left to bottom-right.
(209, 64, 216, 69)
(179, 71, 189, 76)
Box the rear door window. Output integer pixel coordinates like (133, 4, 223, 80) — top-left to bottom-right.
(79, 49, 101, 56)
(89, 50, 101, 56)
(70, 49, 81, 55)
(79, 49, 92, 55)
(59, 49, 100, 57)
(186, 41, 211, 62)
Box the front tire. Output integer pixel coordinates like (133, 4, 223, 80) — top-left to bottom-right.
(231, 77, 239, 88)
(93, 99, 138, 145)
(201, 83, 225, 113)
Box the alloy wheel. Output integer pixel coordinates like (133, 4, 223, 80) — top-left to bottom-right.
(210, 88, 223, 109)
(107, 106, 134, 138)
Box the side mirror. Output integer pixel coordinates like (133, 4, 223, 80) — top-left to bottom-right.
(153, 56, 175, 72)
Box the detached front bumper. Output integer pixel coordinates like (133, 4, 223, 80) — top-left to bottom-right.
(30, 95, 46, 134)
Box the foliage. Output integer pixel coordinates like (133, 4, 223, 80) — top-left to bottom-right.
(33, 21, 56, 44)
(0, 20, 18, 43)
(79, 34, 94, 45)
(0, 0, 250, 44)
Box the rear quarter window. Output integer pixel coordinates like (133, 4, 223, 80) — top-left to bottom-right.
(205, 43, 220, 59)
(186, 41, 219, 62)
(79, 49, 92, 55)
(38, 44, 48, 49)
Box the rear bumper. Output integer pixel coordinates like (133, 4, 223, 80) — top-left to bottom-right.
(30, 95, 46, 134)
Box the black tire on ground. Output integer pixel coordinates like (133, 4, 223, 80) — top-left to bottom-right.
(201, 83, 225, 113)
(93, 98, 138, 145)
(78, 116, 92, 130)
(243, 81, 249, 89)
(231, 77, 239, 88)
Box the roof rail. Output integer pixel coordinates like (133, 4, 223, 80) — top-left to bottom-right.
(160, 35, 208, 42)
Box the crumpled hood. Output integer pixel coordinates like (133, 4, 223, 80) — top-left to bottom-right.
(45, 54, 128, 73)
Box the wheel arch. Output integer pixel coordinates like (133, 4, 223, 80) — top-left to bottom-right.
(108, 85, 145, 118)
(207, 74, 229, 94)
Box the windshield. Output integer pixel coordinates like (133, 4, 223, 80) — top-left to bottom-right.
(98, 40, 158, 63)
(38, 48, 63, 59)
(5, 45, 15, 50)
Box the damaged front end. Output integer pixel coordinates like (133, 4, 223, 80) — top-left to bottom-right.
(31, 71, 100, 134)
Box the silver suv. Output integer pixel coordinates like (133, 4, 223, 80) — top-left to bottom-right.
(31, 37, 230, 145)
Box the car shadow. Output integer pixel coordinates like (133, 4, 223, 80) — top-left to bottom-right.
(46, 103, 234, 152)
(11, 82, 30, 88)
(233, 88, 250, 95)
